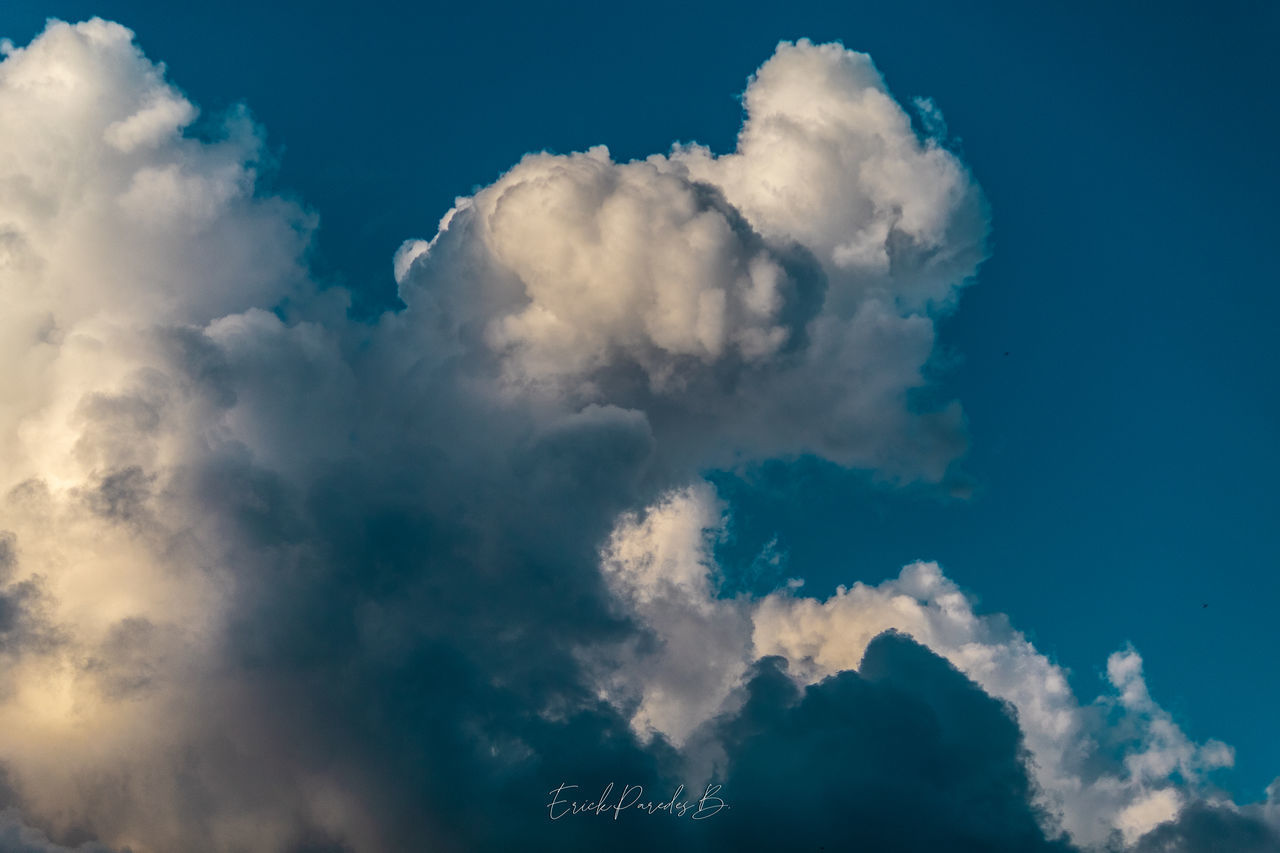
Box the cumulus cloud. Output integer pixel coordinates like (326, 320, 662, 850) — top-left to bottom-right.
(0, 17, 1271, 853)
(709, 635, 1073, 852)
(0, 18, 347, 851)
(668, 39, 987, 312)
(592, 483, 752, 748)
(395, 36, 986, 481)
(593, 481, 1273, 850)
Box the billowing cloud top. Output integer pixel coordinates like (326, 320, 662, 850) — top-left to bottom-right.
(394, 37, 986, 480)
(0, 18, 1274, 853)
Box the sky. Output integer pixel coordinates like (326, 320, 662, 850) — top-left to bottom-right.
(0, 1, 1277, 852)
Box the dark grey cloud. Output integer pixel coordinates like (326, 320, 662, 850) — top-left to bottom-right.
(0, 578, 57, 654)
(82, 468, 155, 527)
(706, 632, 1077, 853)
(0, 536, 62, 692)
(0, 534, 14, 584)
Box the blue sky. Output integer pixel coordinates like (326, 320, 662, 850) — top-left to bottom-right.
(0, 1, 1277, 850)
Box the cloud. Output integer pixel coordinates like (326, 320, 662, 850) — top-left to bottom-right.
(593, 482, 752, 748)
(0, 809, 123, 853)
(0, 19, 311, 330)
(0, 17, 1271, 853)
(752, 575, 1242, 847)
(594, 481, 1271, 850)
(709, 635, 1073, 851)
(1131, 794, 1280, 853)
(395, 37, 987, 481)
(668, 39, 988, 313)
(0, 18, 339, 851)
(0, 540, 63, 704)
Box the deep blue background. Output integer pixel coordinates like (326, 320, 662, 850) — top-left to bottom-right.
(3, 0, 1277, 800)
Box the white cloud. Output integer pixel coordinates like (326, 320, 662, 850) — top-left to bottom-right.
(0, 18, 311, 334)
(395, 38, 987, 482)
(593, 480, 1259, 850)
(0, 19, 346, 851)
(592, 483, 752, 747)
(104, 89, 197, 153)
(667, 39, 987, 313)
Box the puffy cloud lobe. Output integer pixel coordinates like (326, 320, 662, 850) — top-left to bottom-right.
(0, 20, 310, 327)
(709, 636, 1073, 852)
(396, 37, 986, 481)
(0, 18, 316, 498)
(752, 574, 1242, 847)
(593, 483, 753, 748)
(669, 39, 988, 313)
(471, 150, 802, 376)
